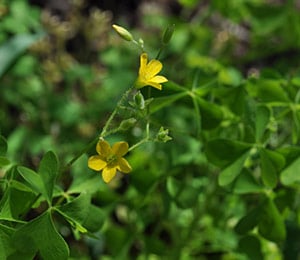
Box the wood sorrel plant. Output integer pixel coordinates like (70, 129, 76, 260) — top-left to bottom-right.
(0, 24, 172, 259)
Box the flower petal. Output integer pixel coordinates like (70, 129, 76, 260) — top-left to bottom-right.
(112, 141, 129, 157)
(117, 158, 132, 173)
(96, 140, 112, 157)
(139, 53, 148, 75)
(146, 60, 162, 78)
(148, 82, 162, 90)
(151, 75, 168, 83)
(88, 155, 107, 171)
(102, 166, 117, 183)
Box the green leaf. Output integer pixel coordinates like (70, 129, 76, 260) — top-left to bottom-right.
(17, 166, 43, 195)
(246, 78, 289, 102)
(68, 174, 104, 195)
(166, 177, 181, 198)
(292, 110, 300, 144)
(38, 151, 58, 204)
(12, 211, 69, 259)
(206, 139, 251, 168)
(238, 235, 264, 260)
(196, 97, 223, 129)
(259, 148, 284, 188)
(82, 205, 105, 232)
(218, 67, 242, 86)
(235, 206, 261, 235)
(255, 105, 270, 142)
(0, 185, 36, 221)
(0, 33, 44, 78)
(219, 151, 250, 186)
(258, 197, 286, 242)
(0, 156, 10, 167)
(149, 92, 188, 114)
(233, 169, 264, 194)
(280, 157, 300, 185)
(0, 223, 15, 259)
(55, 193, 91, 232)
(0, 136, 7, 156)
(175, 184, 199, 209)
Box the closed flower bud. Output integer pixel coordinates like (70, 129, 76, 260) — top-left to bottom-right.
(134, 91, 145, 110)
(112, 24, 133, 41)
(119, 118, 137, 131)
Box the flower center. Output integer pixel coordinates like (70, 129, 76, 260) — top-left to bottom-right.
(107, 154, 117, 165)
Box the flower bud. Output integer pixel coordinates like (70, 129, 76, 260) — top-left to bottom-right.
(156, 127, 172, 143)
(119, 118, 137, 131)
(134, 91, 145, 110)
(162, 24, 175, 45)
(112, 24, 133, 41)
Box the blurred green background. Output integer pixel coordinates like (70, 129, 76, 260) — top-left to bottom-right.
(1, 0, 300, 259)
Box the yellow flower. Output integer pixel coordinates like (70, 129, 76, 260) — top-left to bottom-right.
(135, 53, 168, 90)
(88, 140, 132, 183)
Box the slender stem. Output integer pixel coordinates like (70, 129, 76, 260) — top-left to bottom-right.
(101, 86, 134, 137)
(128, 138, 149, 152)
(156, 45, 165, 59)
(61, 86, 135, 172)
(192, 95, 201, 137)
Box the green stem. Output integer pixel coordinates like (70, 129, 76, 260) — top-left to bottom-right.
(156, 45, 165, 59)
(100, 86, 135, 137)
(128, 138, 149, 152)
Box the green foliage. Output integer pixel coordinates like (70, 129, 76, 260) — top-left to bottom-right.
(1, 0, 300, 259)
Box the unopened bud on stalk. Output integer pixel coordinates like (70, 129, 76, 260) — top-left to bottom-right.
(134, 91, 145, 110)
(119, 118, 137, 131)
(112, 24, 133, 41)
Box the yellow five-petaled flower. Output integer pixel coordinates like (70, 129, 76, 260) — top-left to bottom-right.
(88, 139, 132, 183)
(135, 53, 168, 90)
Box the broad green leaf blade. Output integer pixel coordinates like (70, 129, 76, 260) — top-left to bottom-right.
(260, 148, 285, 188)
(258, 197, 286, 242)
(260, 149, 277, 188)
(246, 78, 290, 102)
(68, 174, 103, 195)
(219, 151, 250, 186)
(235, 206, 261, 235)
(38, 151, 58, 204)
(82, 205, 105, 232)
(17, 166, 43, 195)
(206, 139, 251, 168)
(218, 67, 242, 86)
(166, 177, 182, 198)
(0, 136, 7, 156)
(238, 235, 264, 260)
(0, 33, 44, 78)
(12, 211, 69, 260)
(0, 156, 10, 167)
(292, 110, 300, 144)
(0, 223, 15, 259)
(175, 184, 199, 209)
(255, 105, 270, 142)
(0, 185, 36, 221)
(280, 157, 300, 185)
(233, 169, 264, 194)
(149, 92, 188, 114)
(196, 97, 223, 129)
(55, 193, 91, 232)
